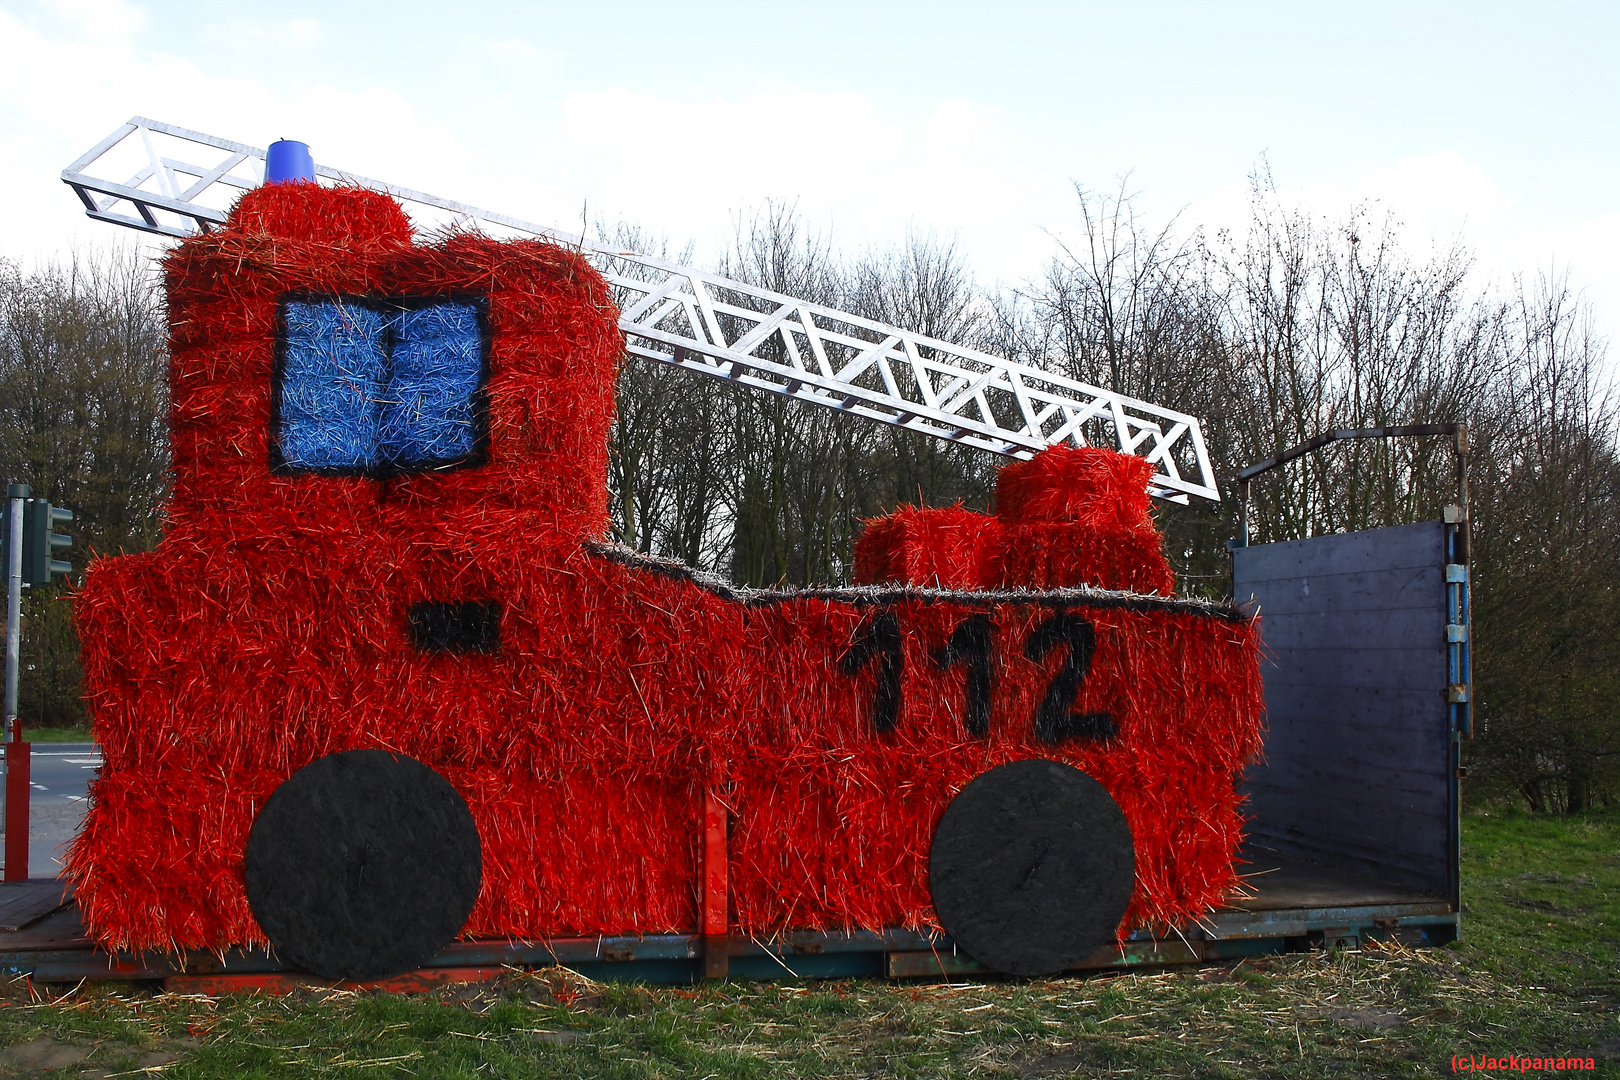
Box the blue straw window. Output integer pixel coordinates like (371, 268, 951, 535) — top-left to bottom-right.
(276, 296, 487, 474)
(379, 303, 484, 465)
(279, 301, 390, 470)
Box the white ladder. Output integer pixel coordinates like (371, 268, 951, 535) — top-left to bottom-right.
(62, 117, 1219, 503)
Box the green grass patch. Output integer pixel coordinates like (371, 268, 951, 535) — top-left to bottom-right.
(20, 726, 92, 743)
(1461, 803, 1620, 998)
(0, 810, 1614, 1077)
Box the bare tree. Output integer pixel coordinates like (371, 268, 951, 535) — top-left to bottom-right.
(0, 248, 169, 728)
(847, 229, 1002, 517)
(600, 223, 728, 562)
(1468, 275, 1620, 811)
(1207, 173, 1507, 543)
(602, 205, 1005, 586)
(993, 181, 1233, 594)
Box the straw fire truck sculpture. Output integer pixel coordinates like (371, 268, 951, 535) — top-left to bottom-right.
(66, 180, 1264, 981)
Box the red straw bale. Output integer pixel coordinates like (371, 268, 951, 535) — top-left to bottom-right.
(854, 447, 1174, 595)
(852, 505, 1001, 588)
(995, 445, 1157, 528)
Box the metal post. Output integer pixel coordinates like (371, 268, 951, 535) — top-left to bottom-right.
(3, 484, 25, 882)
(1236, 479, 1250, 548)
(4, 732, 26, 882)
(4, 485, 24, 735)
(701, 786, 729, 979)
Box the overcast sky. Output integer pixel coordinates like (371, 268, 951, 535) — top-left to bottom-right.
(3, 0, 1616, 344)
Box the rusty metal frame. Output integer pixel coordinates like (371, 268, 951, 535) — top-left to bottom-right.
(1233, 422, 1470, 549)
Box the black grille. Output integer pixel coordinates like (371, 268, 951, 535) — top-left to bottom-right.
(408, 601, 502, 654)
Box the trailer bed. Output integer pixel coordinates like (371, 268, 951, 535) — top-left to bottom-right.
(0, 860, 1456, 990)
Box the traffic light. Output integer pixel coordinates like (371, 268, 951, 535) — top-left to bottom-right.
(0, 484, 20, 581)
(0, 489, 72, 586)
(20, 499, 72, 584)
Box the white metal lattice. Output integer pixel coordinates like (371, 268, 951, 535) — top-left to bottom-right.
(62, 117, 1219, 502)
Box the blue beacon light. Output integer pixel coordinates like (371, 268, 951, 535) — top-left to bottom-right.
(265, 139, 316, 184)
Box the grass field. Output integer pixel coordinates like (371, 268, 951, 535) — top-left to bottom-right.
(15, 726, 91, 744)
(0, 806, 1613, 1079)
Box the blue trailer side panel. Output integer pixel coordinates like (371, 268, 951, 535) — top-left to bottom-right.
(1233, 521, 1455, 899)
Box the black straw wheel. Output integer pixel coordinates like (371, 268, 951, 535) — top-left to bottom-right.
(244, 750, 482, 982)
(929, 759, 1135, 976)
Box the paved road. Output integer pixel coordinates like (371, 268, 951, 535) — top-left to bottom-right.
(0, 743, 99, 879)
